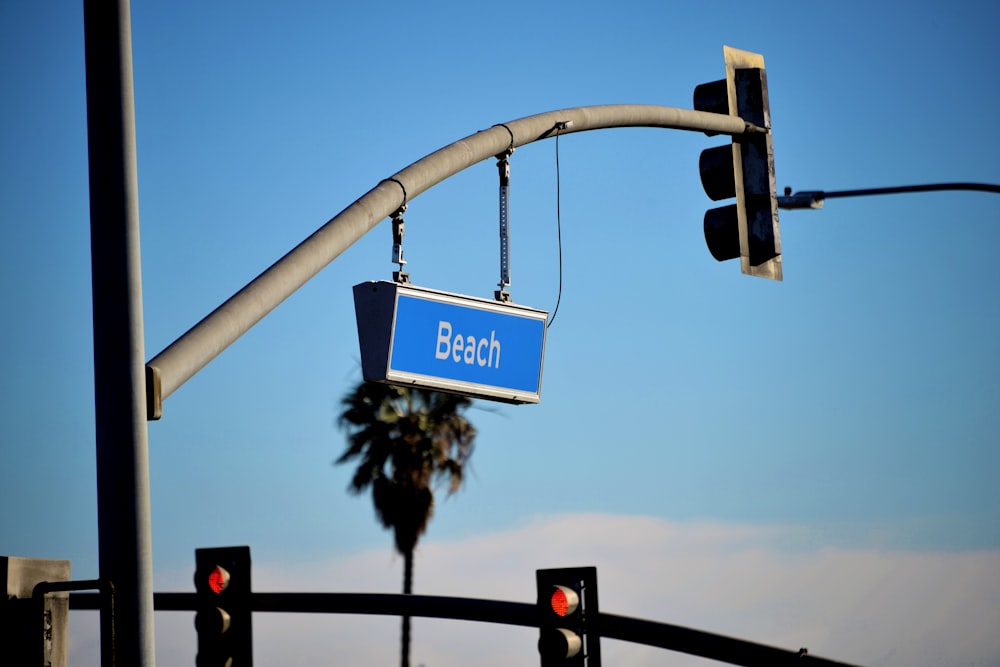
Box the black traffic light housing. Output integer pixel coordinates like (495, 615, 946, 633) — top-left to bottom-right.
(195, 546, 253, 667)
(695, 45, 782, 280)
(536, 566, 601, 667)
(1, 556, 71, 667)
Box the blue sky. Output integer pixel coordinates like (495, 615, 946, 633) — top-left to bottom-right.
(2, 1, 999, 665)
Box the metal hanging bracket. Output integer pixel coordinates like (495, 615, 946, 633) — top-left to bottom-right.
(390, 204, 410, 284)
(495, 144, 514, 302)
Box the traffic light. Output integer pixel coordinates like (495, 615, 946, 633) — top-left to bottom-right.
(194, 546, 253, 667)
(694, 45, 782, 280)
(1, 556, 71, 667)
(536, 567, 601, 667)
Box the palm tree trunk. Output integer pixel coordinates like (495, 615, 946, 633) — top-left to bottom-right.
(401, 548, 413, 667)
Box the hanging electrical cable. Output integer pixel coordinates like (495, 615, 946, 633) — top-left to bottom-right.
(547, 120, 572, 329)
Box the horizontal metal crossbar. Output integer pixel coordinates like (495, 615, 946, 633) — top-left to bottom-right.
(69, 591, 862, 666)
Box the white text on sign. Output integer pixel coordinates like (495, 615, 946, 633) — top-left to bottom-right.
(435, 321, 501, 368)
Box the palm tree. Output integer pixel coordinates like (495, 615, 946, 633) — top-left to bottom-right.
(336, 381, 476, 667)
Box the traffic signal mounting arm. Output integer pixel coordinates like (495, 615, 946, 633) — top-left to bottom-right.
(778, 182, 1000, 210)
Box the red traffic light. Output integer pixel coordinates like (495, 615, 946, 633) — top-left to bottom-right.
(550, 585, 579, 617)
(537, 567, 600, 666)
(195, 546, 252, 667)
(207, 565, 230, 594)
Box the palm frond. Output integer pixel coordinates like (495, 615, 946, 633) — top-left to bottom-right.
(335, 381, 477, 557)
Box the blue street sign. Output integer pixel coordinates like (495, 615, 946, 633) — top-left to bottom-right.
(353, 281, 547, 403)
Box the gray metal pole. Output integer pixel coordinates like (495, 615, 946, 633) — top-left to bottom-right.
(83, 0, 155, 665)
(146, 104, 753, 418)
(777, 182, 1000, 209)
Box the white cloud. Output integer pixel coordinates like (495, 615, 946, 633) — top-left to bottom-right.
(70, 514, 1000, 666)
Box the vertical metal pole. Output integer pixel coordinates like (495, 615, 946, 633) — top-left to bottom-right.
(83, 1, 155, 666)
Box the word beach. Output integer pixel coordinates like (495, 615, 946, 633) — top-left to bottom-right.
(435, 321, 501, 368)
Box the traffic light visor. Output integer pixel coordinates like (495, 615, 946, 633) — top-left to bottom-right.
(550, 585, 579, 617)
(539, 628, 583, 660)
(207, 566, 230, 594)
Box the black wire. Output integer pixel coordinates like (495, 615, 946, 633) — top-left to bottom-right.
(547, 127, 564, 330)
